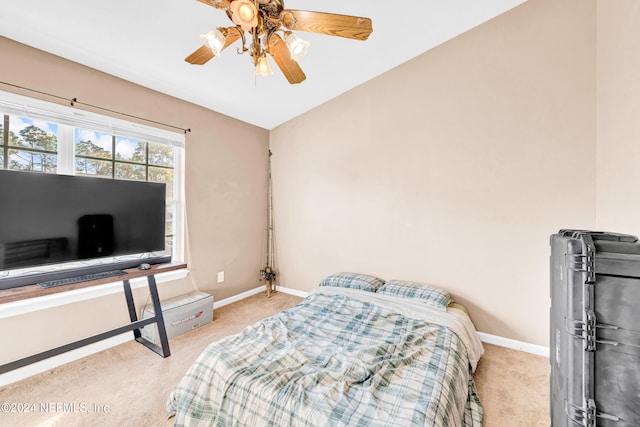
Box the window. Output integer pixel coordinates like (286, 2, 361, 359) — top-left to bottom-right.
(1, 115, 58, 172)
(0, 90, 185, 264)
(74, 129, 113, 177)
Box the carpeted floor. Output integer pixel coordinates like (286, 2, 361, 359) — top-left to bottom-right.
(0, 291, 549, 426)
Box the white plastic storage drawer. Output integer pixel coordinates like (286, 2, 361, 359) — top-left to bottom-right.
(141, 291, 213, 344)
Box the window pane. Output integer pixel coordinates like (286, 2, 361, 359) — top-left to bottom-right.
(75, 128, 112, 159)
(149, 166, 173, 199)
(0, 150, 4, 169)
(165, 205, 174, 237)
(148, 142, 174, 167)
(115, 162, 145, 181)
(164, 236, 174, 256)
(9, 149, 57, 172)
(163, 205, 174, 256)
(75, 158, 113, 177)
(116, 136, 146, 163)
(9, 117, 58, 152)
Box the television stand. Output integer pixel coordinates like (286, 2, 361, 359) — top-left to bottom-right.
(0, 263, 187, 375)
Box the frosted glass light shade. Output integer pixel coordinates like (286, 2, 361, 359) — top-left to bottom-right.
(230, 0, 258, 31)
(200, 29, 226, 56)
(284, 32, 310, 61)
(255, 55, 273, 76)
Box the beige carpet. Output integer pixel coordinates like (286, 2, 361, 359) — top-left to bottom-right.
(0, 291, 549, 426)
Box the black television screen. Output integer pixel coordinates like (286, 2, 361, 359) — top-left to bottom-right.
(0, 170, 171, 289)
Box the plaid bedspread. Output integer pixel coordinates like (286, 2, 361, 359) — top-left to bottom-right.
(167, 289, 483, 426)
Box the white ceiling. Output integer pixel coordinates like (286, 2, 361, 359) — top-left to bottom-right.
(2, 0, 527, 130)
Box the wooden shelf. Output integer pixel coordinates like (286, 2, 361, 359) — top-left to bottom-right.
(0, 263, 187, 305)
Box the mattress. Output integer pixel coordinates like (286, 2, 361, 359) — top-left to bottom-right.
(167, 286, 484, 426)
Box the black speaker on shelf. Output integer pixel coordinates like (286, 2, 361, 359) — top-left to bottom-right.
(77, 214, 114, 259)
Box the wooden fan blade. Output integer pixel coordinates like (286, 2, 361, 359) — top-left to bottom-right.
(281, 10, 373, 41)
(185, 45, 216, 65)
(196, 0, 230, 9)
(185, 30, 241, 65)
(268, 34, 306, 84)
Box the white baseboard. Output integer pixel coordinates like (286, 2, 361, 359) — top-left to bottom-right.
(477, 332, 549, 357)
(213, 286, 263, 309)
(0, 286, 549, 388)
(213, 285, 309, 308)
(275, 285, 309, 298)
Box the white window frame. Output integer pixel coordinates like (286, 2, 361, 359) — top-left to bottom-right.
(0, 89, 186, 284)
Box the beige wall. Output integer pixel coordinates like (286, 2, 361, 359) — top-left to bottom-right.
(5, 0, 635, 364)
(270, 0, 597, 347)
(0, 36, 269, 362)
(596, 1, 640, 234)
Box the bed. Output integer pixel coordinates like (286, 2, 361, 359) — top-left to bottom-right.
(167, 273, 484, 426)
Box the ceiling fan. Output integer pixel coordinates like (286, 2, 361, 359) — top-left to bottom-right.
(185, 0, 373, 84)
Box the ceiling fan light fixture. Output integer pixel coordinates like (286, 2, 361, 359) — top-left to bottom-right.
(284, 32, 309, 61)
(200, 29, 226, 56)
(186, 1, 373, 84)
(230, 0, 259, 32)
(255, 54, 273, 76)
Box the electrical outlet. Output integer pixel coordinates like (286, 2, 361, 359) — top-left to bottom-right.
(217, 271, 224, 283)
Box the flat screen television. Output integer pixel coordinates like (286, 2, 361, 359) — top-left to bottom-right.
(0, 169, 171, 289)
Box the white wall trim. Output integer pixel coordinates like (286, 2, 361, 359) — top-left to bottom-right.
(275, 285, 310, 298)
(213, 286, 264, 309)
(477, 332, 549, 357)
(213, 285, 309, 308)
